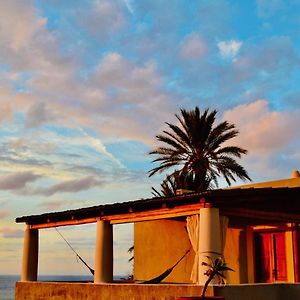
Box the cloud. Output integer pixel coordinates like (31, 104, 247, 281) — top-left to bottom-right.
(0, 0, 174, 145)
(218, 40, 242, 59)
(91, 53, 162, 93)
(32, 176, 103, 196)
(234, 37, 298, 75)
(206, 36, 300, 104)
(0, 209, 9, 219)
(221, 99, 300, 180)
(0, 0, 72, 73)
(9, 137, 57, 154)
(0, 103, 13, 123)
(85, 52, 174, 143)
(79, 0, 127, 40)
(0, 84, 33, 124)
(0, 227, 24, 238)
(14, 48, 174, 145)
(40, 200, 69, 211)
(0, 127, 134, 189)
(25, 102, 57, 128)
(0, 0, 46, 52)
(0, 0, 76, 129)
(40, 198, 86, 211)
(180, 33, 207, 60)
(0, 171, 41, 191)
(79, 129, 125, 168)
(123, 0, 134, 14)
(223, 100, 300, 155)
(196, 1, 232, 37)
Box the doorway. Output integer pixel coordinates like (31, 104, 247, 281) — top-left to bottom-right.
(254, 231, 287, 283)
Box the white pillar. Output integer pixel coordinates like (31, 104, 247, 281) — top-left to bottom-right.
(94, 220, 113, 283)
(198, 207, 222, 284)
(21, 226, 39, 282)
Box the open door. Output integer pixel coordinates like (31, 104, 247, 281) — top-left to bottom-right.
(254, 232, 287, 283)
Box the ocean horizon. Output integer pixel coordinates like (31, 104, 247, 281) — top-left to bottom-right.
(0, 274, 123, 300)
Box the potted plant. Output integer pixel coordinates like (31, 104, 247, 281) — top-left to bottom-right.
(177, 256, 234, 300)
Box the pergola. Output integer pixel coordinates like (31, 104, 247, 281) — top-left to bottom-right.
(16, 186, 300, 284)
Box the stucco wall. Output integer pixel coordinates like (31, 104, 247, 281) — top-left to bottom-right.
(15, 282, 208, 300)
(224, 228, 248, 284)
(15, 282, 300, 300)
(214, 283, 300, 300)
(134, 219, 250, 285)
(134, 219, 194, 283)
(228, 176, 300, 189)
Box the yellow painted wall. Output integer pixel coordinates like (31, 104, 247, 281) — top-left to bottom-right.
(134, 220, 250, 284)
(134, 219, 194, 283)
(223, 228, 248, 284)
(227, 177, 300, 189)
(224, 173, 300, 284)
(285, 227, 295, 282)
(134, 220, 297, 284)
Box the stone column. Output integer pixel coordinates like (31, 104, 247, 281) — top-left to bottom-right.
(94, 220, 113, 283)
(198, 207, 222, 284)
(21, 226, 39, 282)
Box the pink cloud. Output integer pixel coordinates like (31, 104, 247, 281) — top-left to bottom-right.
(0, 227, 24, 238)
(223, 100, 300, 155)
(40, 200, 66, 211)
(180, 33, 207, 60)
(0, 1, 46, 52)
(79, 0, 127, 40)
(0, 209, 9, 219)
(32, 176, 103, 196)
(25, 101, 57, 128)
(0, 102, 12, 122)
(0, 171, 41, 191)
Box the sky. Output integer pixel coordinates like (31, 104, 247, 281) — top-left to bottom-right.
(1, 0, 300, 276)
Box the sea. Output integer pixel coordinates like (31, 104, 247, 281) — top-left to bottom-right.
(0, 275, 95, 300)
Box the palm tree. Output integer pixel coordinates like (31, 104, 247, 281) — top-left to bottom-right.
(149, 107, 251, 192)
(151, 170, 197, 197)
(201, 256, 234, 298)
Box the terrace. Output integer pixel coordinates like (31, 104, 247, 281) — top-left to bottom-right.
(15, 177, 300, 299)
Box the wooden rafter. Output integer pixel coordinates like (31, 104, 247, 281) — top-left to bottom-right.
(29, 204, 201, 229)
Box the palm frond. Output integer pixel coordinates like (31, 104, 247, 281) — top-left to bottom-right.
(149, 106, 251, 190)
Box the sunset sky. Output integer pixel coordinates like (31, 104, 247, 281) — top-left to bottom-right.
(1, 0, 300, 276)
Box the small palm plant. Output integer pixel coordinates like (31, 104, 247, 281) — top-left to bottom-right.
(200, 256, 234, 299)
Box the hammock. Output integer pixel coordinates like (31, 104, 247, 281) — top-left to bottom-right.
(55, 227, 95, 276)
(142, 249, 190, 284)
(55, 227, 190, 283)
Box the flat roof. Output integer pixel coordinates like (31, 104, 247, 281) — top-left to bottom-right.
(16, 187, 300, 228)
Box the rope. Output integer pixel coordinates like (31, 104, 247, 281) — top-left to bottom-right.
(142, 249, 190, 284)
(55, 227, 190, 283)
(54, 227, 95, 276)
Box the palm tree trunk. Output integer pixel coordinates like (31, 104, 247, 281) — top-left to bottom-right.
(200, 271, 216, 298)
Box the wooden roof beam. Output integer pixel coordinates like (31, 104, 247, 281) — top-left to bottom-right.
(221, 208, 300, 223)
(28, 204, 201, 229)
